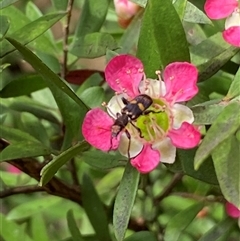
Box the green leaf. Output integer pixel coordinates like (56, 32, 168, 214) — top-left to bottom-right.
(173, 0, 187, 20)
(0, 142, 51, 162)
(82, 174, 111, 241)
(191, 100, 225, 125)
(113, 161, 140, 241)
(164, 202, 204, 241)
(212, 135, 240, 209)
(226, 67, 240, 99)
(51, 0, 68, 11)
(71, 0, 110, 42)
(6, 38, 88, 110)
(20, 112, 50, 146)
(194, 102, 240, 169)
(40, 141, 89, 186)
(0, 125, 43, 144)
(7, 196, 62, 220)
(0, 5, 29, 33)
(175, 149, 218, 185)
(81, 150, 126, 169)
(0, 15, 9, 39)
(7, 96, 60, 124)
(0, 0, 20, 9)
(0, 74, 46, 98)
(190, 33, 239, 82)
(137, 0, 190, 77)
(26, 1, 55, 42)
(118, 9, 143, 54)
(79, 86, 105, 108)
(197, 218, 235, 241)
(183, 2, 212, 24)
(0, 213, 33, 241)
(67, 210, 86, 241)
(31, 214, 49, 241)
(70, 32, 117, 58)
(6, 37, 89, 149)
(1, 12, 66, 57)
(124, 231, 157, 241)
(130, 0, 147, 8)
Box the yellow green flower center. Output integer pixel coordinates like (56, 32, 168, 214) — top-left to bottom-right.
(134, 99, 170, 142)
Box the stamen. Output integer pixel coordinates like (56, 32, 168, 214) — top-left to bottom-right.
(155, 70, 163, 97)
(146, 124, 154, 142)
(105, 104, 117, 118)
(150, 116, 165, 138)
(170, 88, 184, 105)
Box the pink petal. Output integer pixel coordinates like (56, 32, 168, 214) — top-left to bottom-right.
(226, 202, 240, 218)
(130, 144, 160, 173)
(204, 0, 238, 19)
(105, 55, 143, 97)
(7, 165, 21, 174)
(82, 108, 119, 151)
(223, 26, 240, 47)
(113, 0, 140, 20)
(163, 62, 198, 103)
(168, 122, 201, 149)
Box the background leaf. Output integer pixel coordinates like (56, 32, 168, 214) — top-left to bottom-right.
(82, 174, 111, 241)
(212, 135, 240, 209)
(137, 0, 190, 77)
(113, 162, 140, 241)
(194, 101, 240, 169)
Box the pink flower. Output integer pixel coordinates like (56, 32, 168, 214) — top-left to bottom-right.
(7, 164, 21, 174)
(226, 202, 240, 218)
(204, 0, 240, 47)
(82, 55, 201, 173)
(113, 0, 141, 28)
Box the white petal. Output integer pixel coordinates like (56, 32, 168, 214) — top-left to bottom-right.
(152, 138, 176, 164)
(118, 132, 143, 158)
(172, 103, 194, 129)
(225, 9, 240, 29)
(139, 79, 166, 98)
(107, 94, 127, 118)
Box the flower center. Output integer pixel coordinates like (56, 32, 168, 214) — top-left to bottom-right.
(130, 98, 171, 143)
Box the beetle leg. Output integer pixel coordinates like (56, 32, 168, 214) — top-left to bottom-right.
(130, 121, 144, 138)
(125, 129, 131, 159)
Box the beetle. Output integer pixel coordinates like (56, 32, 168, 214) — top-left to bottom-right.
(110, 94, 155, 157)
(121, 94, 153, 120)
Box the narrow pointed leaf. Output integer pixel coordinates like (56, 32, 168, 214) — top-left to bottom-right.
(1, 13, 66, 57)
(40, 141, 89, 186)
(226, 67, 240, 99)
(6, 38, 88, 110)
(0, 125, 43, 144)
(190, 33, 239, 82)
(183, 2, 212, 24)
(212, 135, 240, 209)
(0, 213, 33, 241)
(197, 218, 235, 241)
(6, 38, 89, 149)
(137, 0, 190, 77)
(31, 214, 49, 241)
(67, 210, 86, 241)
(124, 231, 157, 241)
(0, 142, 51, 162)
(0, 15, 9, 39)
(82, 174, 111, 241)
(194, 101, 240, 169)
(0, 74, 46, 98)
(70, 32, 117, 58)
(164, 202, 204, 241)
(113, 162, 140, 241)
(71, 0, 110, 43)
(0, 0, 20, 9)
